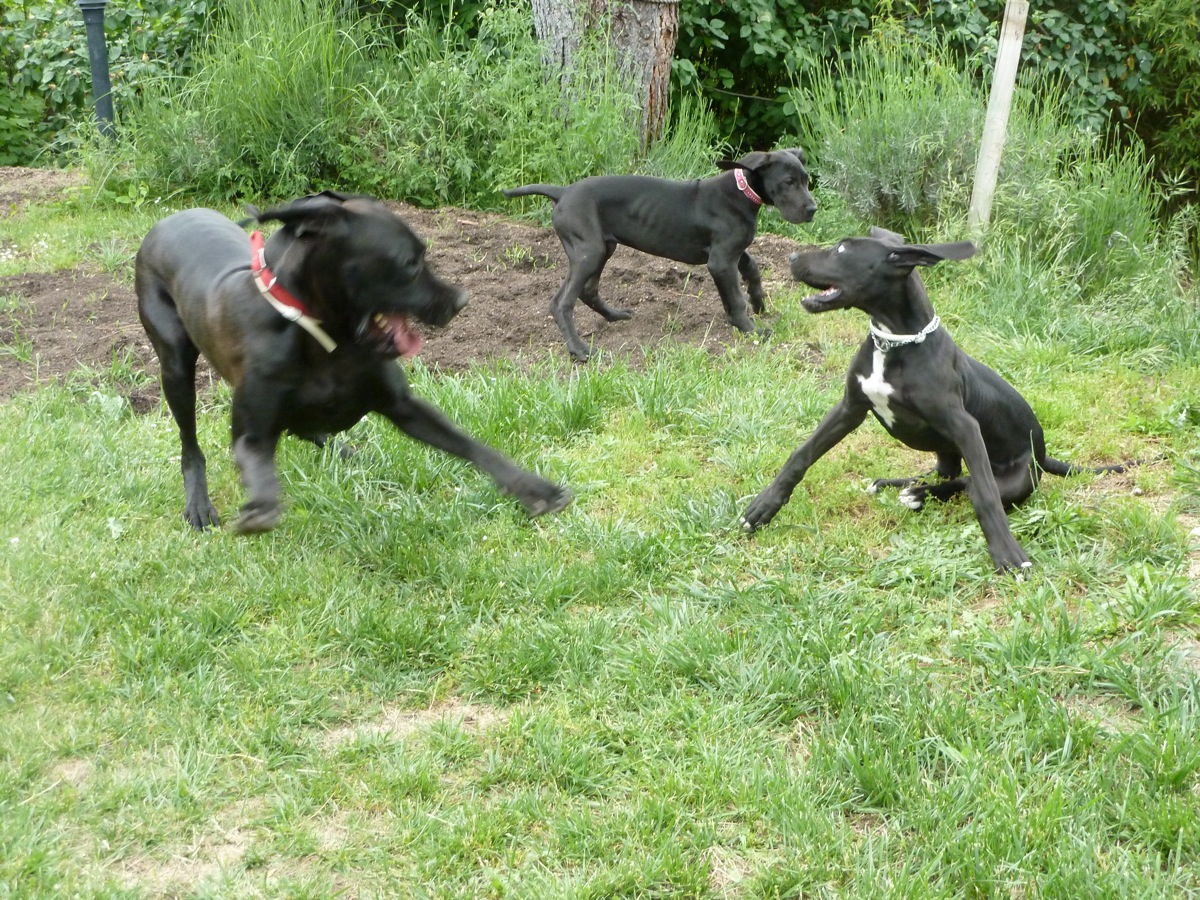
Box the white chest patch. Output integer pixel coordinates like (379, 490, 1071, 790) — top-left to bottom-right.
(857, 348, 896, 428)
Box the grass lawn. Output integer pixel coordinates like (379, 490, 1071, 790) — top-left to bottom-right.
(1, 192, 1199, 898)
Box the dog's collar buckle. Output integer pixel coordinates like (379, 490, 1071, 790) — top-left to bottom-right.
(869, 315, 941, 353)
(249, 231, 338, 353)
(734, 168, 763, 206)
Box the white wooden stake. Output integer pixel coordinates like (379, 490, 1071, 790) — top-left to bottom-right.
(968, 0, 1029, 232)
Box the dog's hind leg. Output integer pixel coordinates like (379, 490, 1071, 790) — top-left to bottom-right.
(895, 460, 1037, 512)
(551, 240, 610, 362)
(579, 240, 632, 322)
(871, 453, 962, 497)
(137, 280, 220, 529)
(738, 252, 767, 314)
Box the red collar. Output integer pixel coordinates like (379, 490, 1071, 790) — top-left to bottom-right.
(250, 231, 310, 316)
(734, 168, 763, 205)
(249, 231, 338, 352)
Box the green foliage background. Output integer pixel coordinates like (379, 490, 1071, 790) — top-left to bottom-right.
(1, 0, 1197, 186)
(0, 0, 210, 164)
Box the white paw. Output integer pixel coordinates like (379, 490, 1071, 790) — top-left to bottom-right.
(898, 488, 924, 510)
(866, 481, 880, 494)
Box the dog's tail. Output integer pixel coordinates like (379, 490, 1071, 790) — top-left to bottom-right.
(1040, 456, 1132, 477)
(502, 185, 566, 203)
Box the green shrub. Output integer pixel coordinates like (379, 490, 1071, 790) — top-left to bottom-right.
(115, 1, 719, 207)
(0, 0, 210, 159)
(792, 25, 984, 232)
(0, 91, 45, 166)
(123, 0, 373, 199)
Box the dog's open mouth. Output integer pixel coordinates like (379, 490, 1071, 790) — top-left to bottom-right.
(363, 312, 423, 358)
(800, 285, 842, 313)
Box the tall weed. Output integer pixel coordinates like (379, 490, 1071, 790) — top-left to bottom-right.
(791, 22, 1198, 362)
(121, 0, 373, 199)
(792, 24, 984, 232)
(340, 5, 716, 208)
(105, 1, 718, 207)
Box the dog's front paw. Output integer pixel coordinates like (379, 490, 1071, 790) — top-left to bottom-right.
(741, 492, 783, 533)
(993, 548, 1033, 577)
(898, 486, 926, 510)
(184, 500, 221, 531)
(234, 499, 282, 534)
(514, 479, 572, 518)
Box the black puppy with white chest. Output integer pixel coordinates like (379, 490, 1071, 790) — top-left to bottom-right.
(741, 227, 1124, 573)
(136, 191, 571, 533)
(503, 149, 817, 362)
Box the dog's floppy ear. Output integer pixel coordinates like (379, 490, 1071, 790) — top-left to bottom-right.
(778, 147, 808, 166)
(870, 225, 907, 246)
(885, 241, 976, 269)
(716, 151, 769, 172)
(241, 191, 351, 236)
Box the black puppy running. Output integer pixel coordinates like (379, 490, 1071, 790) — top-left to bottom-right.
(136, 191, 571, 533)
(741, 227, 1125, 573)
(503, 149, 817, 362)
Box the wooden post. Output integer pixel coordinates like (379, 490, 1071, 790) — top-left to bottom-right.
(967, 0, 1028, 232)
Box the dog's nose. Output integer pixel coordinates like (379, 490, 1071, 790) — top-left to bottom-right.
(788, 251, 801, 264)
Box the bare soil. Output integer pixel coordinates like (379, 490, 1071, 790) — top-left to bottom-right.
(0, 166, 802, 404)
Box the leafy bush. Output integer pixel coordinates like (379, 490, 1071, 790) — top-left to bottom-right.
(1124, 0, 1200, 186)
(793, 25, 984, 232)
(908, 0, 1153, 132)
(0, 91, 45, 166)
(0, 1, 210, 162)
(112, 1, 718, 206)
(674, 0, 870, 148)
(340, 5, 718, 208)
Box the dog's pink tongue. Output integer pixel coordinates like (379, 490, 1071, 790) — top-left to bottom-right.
(384, 313, 423, 358)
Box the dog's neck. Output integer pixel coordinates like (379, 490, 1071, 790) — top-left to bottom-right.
(733, 168, 763, 206)
(866, 271, 940, 347)
(252, 231, 339, 352)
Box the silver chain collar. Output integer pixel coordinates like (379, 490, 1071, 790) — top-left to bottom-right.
(869, 315, 941, 353)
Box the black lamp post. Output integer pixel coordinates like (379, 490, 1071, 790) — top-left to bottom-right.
(77, 0, 114, 137)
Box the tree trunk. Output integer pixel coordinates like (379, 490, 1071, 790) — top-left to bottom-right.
(531, 0, 679, 145)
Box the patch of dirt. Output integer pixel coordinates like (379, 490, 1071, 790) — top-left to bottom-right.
(321, 698, 507, 749)
(0, 165, 85, 217)
(0, 167, 802, 401)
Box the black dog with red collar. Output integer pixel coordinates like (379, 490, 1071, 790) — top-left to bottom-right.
(503, 149, 817, 362)
(135, 191, 571, 533)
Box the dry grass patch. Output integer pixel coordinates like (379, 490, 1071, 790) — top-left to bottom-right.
(321, 698, 509, 750)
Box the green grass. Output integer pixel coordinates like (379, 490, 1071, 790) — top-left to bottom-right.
(2, 185, 1199, 897)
